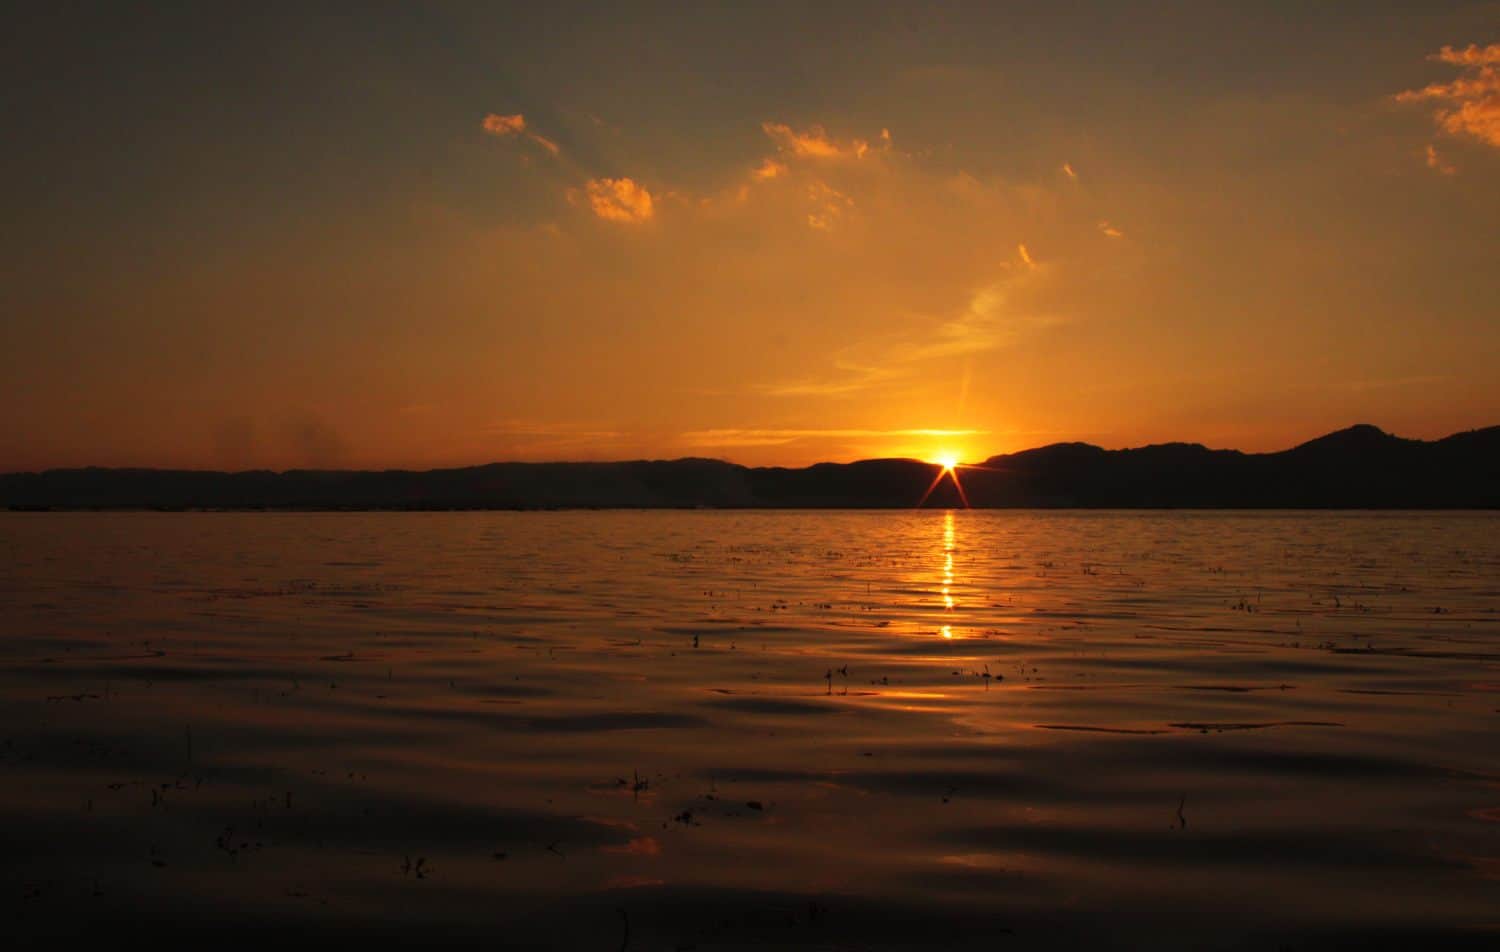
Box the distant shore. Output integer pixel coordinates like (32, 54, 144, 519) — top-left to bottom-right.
(4, 424, 1497, 510)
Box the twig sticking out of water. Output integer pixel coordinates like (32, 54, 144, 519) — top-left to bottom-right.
(618, 907, 630, 952)
(1176, 795, 1187, 829)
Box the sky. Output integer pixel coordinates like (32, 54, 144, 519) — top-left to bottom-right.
(2, 1, 1497, 471)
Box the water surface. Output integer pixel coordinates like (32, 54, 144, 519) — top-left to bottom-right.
(3, 511, 1498, 948)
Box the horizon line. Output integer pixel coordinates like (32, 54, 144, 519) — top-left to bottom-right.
(5, 422, 1496, 478)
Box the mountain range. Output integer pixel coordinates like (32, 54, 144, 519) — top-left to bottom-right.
(3, 424, 1497, 510)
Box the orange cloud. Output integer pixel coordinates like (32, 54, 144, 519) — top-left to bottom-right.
(482, 113, 527, 136)
(680, 427, 987, 447)
(1098, 221, 1124, 238)
(1395, 43, 1500, 149)
(481, 112, 562, 157)
(1062, 162, 1078, 180)
(751, 158, 787, 181)
(1425, 143, 1456, 175)
(762, 121, 870, 159)
(583, 177, 654, 223)
(1017, 243, 1035, 267)
(806, 181, 853, 231)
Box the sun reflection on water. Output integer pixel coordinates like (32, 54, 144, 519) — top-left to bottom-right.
(941, 510, 956, 637)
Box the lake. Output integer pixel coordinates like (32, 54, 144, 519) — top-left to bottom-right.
(3, 511, 1498, 948)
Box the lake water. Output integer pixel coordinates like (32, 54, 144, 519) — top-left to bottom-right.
(3, 511, 1498, 948)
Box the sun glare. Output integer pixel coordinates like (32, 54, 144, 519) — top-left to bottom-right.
(918, 452, 971, 508)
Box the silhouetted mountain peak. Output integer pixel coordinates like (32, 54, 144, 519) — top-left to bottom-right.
(984, 442, 1108, 468)
(1286, 423, 1405, 455)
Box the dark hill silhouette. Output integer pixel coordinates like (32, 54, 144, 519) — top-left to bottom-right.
(3, 425, 1497, 510)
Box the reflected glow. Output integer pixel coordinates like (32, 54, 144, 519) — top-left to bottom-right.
(943, 512, 956, 610)
(941, 511, 957, 637)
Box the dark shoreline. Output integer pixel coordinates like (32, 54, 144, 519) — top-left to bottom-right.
(4, 424, 1497, 510)
(8, 505, 1500, 512)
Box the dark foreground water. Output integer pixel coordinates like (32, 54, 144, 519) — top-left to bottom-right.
(2, 511, 1498, 949)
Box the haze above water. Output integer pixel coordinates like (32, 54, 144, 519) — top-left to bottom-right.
(3, 511, 1498, 948)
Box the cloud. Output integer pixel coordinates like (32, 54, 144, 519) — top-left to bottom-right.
(1395, 43, 1500, 149)
(1425, 143, 1456, 175)
(482, 113, 527, 136)
(680, 427, 987, 448)
(761, 272, 1062, 397)
(906, 282, 1061, 362)
(762, 121, 871, 160)
(760, 361, 905, 397)
(805, 181, 853, 231)
(481, 112, 563, 157)
(582, 177, 654, 223)
(1017, 243, 1035, 267)
(482, 419, 626, 457)
(528, 133, 561, 156)
(1098, 221, 1124, 238)
(751, 158, 787, 181)
(1062, 162, 1078, 180)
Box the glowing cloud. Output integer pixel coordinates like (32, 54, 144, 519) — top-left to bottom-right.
(583, 177, 654, 223)
(1395, 43, 1500, 149)
(751, 158, 787, 181)
(1062, 162, 1078, 180)
(1098, 221, 1124, 238)
(762, 121, 870, 159)
(806, 181, 854, 231)
(482, 113, 527, 136)
(1425, 143, 1456, 175)
(481, 112, 562, 157)
(1018, 243, 1035, 267)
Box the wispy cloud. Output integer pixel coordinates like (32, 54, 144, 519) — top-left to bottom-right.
(761, 272, 1062, 398)
(805, 181, 854, 231)
(483, 419, 622, 439)
(906, 283, 1062, 362)
(680, 427, 986, 448)
(581, 177, 654, 223)
(1395, 43, 1500, 149)
(761, 359, 906, 397)
(528, 132, 561, 156)
(481, 112, 563, 156)
(481, 419, 626, 458)
(1098, 221, 1124, 238)
(1424, 143, 1456, 174)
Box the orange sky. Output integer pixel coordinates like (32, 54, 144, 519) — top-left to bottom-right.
(2, 5, 1496, 470)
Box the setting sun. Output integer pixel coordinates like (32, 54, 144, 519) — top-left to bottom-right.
(933, 452, 960, 473)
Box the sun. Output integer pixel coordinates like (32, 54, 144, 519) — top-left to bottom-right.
(919, 451, 970, 508)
